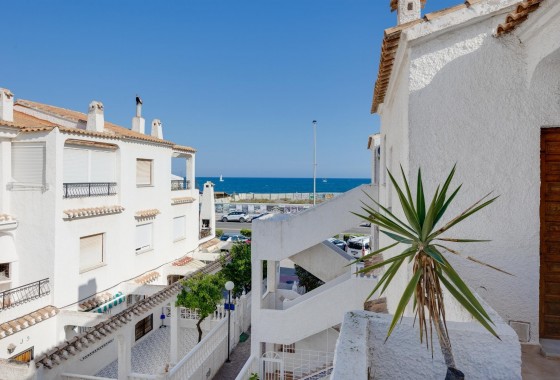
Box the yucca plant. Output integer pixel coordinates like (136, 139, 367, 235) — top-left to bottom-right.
(354, 165, 510, 378)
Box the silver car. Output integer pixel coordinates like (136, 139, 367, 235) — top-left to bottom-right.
(221, 211, 250, 222)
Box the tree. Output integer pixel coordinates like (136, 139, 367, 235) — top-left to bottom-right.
(355, 165, 510, 379)
(294, 264, 324, 292)
(220, 243, 252, 296)
(176, 273, 225, 342)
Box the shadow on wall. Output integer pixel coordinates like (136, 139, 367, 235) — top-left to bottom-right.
(78, 278, 97, 305)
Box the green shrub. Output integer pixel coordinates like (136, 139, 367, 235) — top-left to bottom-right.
(216, 229, 224, 238)
(240, 229, 252, 238)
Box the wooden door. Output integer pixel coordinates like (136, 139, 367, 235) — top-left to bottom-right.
(540, 128, 560, 339)
(11, 347, 33, 363)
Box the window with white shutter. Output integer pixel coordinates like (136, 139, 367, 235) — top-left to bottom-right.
(136, 223, 153, 253)
(64, 148, 89, 183)
(136, 159, 153, 186)
(11, 143, 46, 184)
(64, 147, 116, 183)
(90, 150, 116, 182)
(173, 216, 186, 241)
(80, 234, 104, 272)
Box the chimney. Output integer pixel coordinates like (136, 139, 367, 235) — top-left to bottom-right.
(151, 119, 163, 139)
(86, 101, 105, 132)
(132, 95, 145, 134)
(0, 88, 14, 122)
(396, 0, 422, 25)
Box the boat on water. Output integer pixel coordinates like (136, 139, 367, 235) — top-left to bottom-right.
(322, 178, 327, 183)
(220, 175, 224, 182)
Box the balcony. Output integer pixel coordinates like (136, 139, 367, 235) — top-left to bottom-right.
(0, 278, 50, 310)
(63, 182, 117, 198)
(171, 179, 191, 191)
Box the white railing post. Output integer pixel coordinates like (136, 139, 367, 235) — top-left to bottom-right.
(170, 297, 179, 365)
(117, 333, 131, 380)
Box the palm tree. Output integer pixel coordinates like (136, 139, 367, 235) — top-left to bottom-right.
(354, 165, 510, 379)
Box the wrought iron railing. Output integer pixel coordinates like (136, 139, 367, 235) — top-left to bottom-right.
(0, 278, 50, 310)
(171, 179, 190, 191)
(63, 183, 117, 198)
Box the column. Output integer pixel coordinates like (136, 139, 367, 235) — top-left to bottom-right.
(117, 333, 131, 379)
(170, 300, 179, 365)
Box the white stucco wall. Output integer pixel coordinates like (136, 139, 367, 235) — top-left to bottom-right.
(376, 0, 560, 343)
(332, 307, 520, 380)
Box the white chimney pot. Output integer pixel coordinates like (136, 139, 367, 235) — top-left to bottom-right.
(397, 0, 421, 25)
(151, 119, 163, 139)
(86, 101, 105, 132)
(0, 88, 14, 122)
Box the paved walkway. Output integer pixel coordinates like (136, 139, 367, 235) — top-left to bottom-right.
(213, 329, 252, 380)
(521, 344, 560, 380)
(96, 327, 202, 378)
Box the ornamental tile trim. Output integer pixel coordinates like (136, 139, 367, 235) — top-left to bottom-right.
(0, 306, 58, 340)
(64, 206, 124, 220)
(0, 214, 15, 222)
(134, 271, 160, 284)
(135, 209, 160, 220)
(171, 197, 196, 205)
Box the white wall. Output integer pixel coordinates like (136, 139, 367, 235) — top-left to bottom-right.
(376, 1, 560, 343)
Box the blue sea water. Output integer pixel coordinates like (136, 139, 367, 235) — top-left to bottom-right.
(194, 177, 370, 194)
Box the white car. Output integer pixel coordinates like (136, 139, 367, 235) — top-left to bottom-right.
(346, 236, 371, 258)
(221, 211, 251, 222)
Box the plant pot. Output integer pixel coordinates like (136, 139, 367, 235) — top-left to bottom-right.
(445, 367, 465, 380)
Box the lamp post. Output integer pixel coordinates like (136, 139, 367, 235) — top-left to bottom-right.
(225, 280, 234, 363)
(312, 120, 317, 206)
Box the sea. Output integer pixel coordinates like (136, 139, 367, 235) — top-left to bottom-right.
(194, 177, 370, 194)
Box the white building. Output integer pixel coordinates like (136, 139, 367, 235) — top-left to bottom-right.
(0, 88, 216, 375)
(372, 0, 558, 347)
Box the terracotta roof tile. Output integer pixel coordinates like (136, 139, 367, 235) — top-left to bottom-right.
(12, 99, 197, 152)
(496, 0, 543, 36)
(172, 256, 194, 266)
(372, 1, 543, 113)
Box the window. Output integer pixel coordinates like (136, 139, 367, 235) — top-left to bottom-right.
(173, 216, 186, 241)
(11, 143, 45, 184)
(80, 234, 104, 272)
(0, 263, 9, 281)
(136, 223, 153, 253)
(63, 146, 116, 183)
(135, 314, 153, 341)
(10, 347, 34, 363)
(136, 159, 153, 186)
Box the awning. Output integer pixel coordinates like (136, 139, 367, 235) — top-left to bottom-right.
(94, 292, 126, 313)
(0, 234, 17, 263)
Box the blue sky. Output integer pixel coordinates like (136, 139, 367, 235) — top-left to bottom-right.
(3, 0, 459, 178)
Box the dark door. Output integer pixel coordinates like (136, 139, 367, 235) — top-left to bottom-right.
(540, 128, 560, 339)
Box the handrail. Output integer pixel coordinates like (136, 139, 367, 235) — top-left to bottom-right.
(0, 278, 50, 310)
(63, 182, 117, 198)
(171, 179, 190, 191)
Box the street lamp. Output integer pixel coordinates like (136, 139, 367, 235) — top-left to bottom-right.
(225, 280, 234, 363)
(312, 120, 317, 206)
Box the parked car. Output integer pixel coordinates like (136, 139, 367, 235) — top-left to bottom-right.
(327, 238, 347, 251)
(220, 234, 250, 252)
(221, 211, 251, 222)
(346, 236, 371, 258)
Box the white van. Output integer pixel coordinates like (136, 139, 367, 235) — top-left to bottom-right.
(346, 236, 371, 258)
